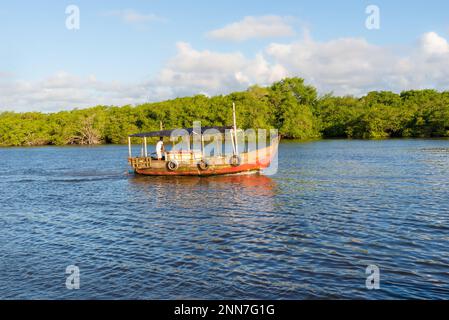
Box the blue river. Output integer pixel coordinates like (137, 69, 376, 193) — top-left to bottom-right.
(0, 139, 448, 299)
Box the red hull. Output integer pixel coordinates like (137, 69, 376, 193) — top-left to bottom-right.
(135, 162, 268, 176)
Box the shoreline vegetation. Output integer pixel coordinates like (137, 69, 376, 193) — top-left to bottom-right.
(1, 77, 448, 147)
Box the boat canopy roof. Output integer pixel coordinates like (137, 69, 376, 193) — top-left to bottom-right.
(129, 126, 233, 138)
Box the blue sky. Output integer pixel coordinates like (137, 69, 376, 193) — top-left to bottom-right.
(1, 0, 449, 111)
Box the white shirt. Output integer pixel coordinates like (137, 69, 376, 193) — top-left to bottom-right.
(156, 141, 164, 158)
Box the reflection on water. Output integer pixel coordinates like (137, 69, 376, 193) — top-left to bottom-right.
(129, 173, 276, 212)
(0, 140, 448, 299)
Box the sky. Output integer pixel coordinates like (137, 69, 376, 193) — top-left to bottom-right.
(1, 0, 449, 112)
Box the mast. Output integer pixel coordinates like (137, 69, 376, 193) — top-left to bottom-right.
(232, 102, 239, 155)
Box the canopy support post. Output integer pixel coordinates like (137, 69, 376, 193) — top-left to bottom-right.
(144, 137, 148, 157)
(230, 130, 236, 156)
(128, 137, 132, 158)
(201, 134, 205, 158)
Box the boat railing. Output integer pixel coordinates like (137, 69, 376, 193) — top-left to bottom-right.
(129, 150, 204, 170)
(128, 157, 152, 169)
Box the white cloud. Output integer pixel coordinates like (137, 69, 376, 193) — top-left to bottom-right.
(392, 32, 449, 89)
(418, 32, 449, 55)
(264, 32, 449, 95)
(152, 42, 287, 97)
(3, 31, 449, 112)
(0, 72, 150, 112)
(104, 9, 165, 24)
(207, 15, 295, 42)
(265, 37, 397, 95)
(147, 31, 449, 98)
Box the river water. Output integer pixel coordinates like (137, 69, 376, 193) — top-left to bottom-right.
(0, 139, 448, 299)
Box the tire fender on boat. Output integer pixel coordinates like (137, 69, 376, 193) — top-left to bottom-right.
(166, 160, 179, 171)
(230, 155, 241, 167)
(197, 160, 209, 171)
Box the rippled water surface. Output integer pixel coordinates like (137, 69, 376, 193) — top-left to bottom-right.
(1, 140, 448, 299)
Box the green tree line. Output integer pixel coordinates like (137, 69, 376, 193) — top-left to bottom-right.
(1, 77, 448, 146)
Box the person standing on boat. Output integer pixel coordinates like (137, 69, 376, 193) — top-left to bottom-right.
(156, 137, 165, 160)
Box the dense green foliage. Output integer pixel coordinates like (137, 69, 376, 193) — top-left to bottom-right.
(1, 77, 448, 146)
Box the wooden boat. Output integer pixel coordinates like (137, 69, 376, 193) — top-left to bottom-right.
(128, 104, 279, 176)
